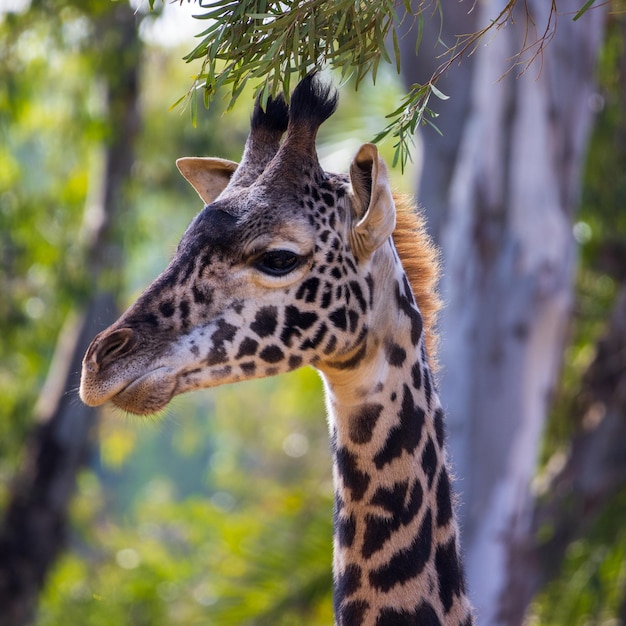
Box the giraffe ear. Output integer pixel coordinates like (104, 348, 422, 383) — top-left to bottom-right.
(176, 157, 239, 204)
(349, 143, 396, 259)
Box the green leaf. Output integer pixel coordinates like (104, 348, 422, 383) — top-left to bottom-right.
(573, 0, 596, 21)
(392, 27, 401, 74)
(415, 14, 424, 55)
(429, 83, 450, 100)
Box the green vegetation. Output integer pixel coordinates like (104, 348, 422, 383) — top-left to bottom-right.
(176, 0, 605, 170)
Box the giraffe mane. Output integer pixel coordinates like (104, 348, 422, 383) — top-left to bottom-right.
(391, 193, 442, 371)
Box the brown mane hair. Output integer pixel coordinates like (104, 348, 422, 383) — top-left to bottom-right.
(391, 193, 442, 370)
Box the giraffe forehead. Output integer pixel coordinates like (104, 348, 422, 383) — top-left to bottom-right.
(180, 179, 350, 258)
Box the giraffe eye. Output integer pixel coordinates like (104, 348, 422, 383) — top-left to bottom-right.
(256, 250, 301, 276)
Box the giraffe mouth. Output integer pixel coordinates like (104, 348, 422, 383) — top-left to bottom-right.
(110, 366, 178, 416)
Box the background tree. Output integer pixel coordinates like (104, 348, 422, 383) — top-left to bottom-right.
(399, 1, 612, 623)
(0, 2, 142, 623)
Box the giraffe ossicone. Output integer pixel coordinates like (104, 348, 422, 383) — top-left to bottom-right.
(80, 74, 474, 626)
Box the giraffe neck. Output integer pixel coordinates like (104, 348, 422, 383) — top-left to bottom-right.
(319, 256, 473, 626)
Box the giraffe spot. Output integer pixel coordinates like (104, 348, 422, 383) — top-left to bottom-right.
(424, 367, 433, 408)
(206, 319, 238, 365)
(385, 341, 407, 367)
(411, 360, 422, 390)
(370, 480, 409, 516)
(373, 385, 424, 469)
(251, 306, 278, 338)
(259, 344, 284, 364)
(288, 354, 303, 370)
(335, 447, 370, 502)
(395, 276, 423, 346)
(331, 267, 342, 280)
(240, 361, 256, 375)
(140, 313, 159, 328)
(434, 408, 445, 449)
(334, 491, 343, 512)
(435, 537, 466, 614)
(280, 306, 318, 346)
(320, 283, 333, 308)
(212, 319, 237, 344)
(296, 277, 320, 303)
(362, 515, 398, 560)
(348, 404, 384, 445)
(300, 322, 328, 351)
(335, 563, 361, 601)
(323, 334, 338, 355)
(235, 337, 259, 358)
(400, 479, 424, 526)
(369, 510, 432, 592)
(375, 602, 442, 626)
(363, 480, 424, 559)
(338, 599, 369, 626)
(349, 280, 367, 313)
(436, 470, 453, 528)
(192, 284, 211, 305)
(421, 437, 438, 490)
(206, 347, 226, 366)
(158, 300, 176, 318)
(337, 513, 356, 548)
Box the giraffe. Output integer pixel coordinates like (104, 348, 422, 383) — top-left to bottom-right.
(80, 75, 474, 626)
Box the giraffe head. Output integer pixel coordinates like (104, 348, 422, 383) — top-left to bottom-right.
(80, 75, 400, 415)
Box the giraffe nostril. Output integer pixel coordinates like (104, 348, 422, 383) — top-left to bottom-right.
(93, 328, 137, 368)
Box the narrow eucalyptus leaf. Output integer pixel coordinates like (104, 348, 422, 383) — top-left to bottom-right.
(392, 28, 401, 73)
(573, 0, 596, 21)
(430, 83, 450, 100)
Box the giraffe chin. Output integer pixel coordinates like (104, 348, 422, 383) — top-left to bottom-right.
(110, 367, 177, 416)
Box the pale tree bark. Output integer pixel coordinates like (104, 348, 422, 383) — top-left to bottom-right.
(401, 1, 608, 624)
(0, 5, 141, 624)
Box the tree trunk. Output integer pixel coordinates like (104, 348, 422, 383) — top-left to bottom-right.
(0, 5, 141, 624)
(401, 1, 607, 623)
(511, 284, 626, 619)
